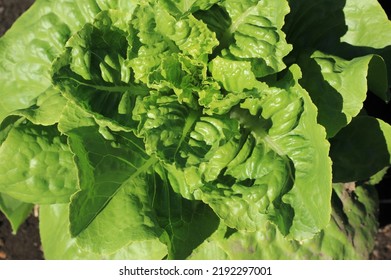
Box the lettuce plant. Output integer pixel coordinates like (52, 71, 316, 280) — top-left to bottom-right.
(0, 0, 390, 259)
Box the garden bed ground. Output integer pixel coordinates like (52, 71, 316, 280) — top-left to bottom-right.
(0, 0, 391, 260)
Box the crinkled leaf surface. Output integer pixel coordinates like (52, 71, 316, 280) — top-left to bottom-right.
(159, 0, 221, 17)
(0, 0, 141, 124)
(0, 121, 78, 204)
(189, 182, 378, 260)
(52, 9, 145, 131)
(208, 0, 292, 77)
(137, 65, 332, 240)
(50, 2, 331, 241)
(0, 0, 101, 123)
(49, 1, 331, 243)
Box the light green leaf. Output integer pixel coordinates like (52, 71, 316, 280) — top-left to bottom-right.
(0, 193, 33, 234)
(159, 0, 221, 18)
(75, 173, 166, 256)
(200, 65, 332, 240)
(284, 0, 391, 93)
(189, 182, 378, 260)
(0, 0, 101, 123)
(52, 10, 145, 131)
(341, 0, 391, 49)
(209, 56, 263, 93)
(133, 93, 202, 164)
(163, 13, 219, 59)
(141, 65, 331, 240)
(1, 0, 388, 260)
(330, 116, 391, 183)
(298, 51, 389, 137)
(67, 129, 155, 237)
(130, 2, 218, 92)
(96, 0, 140, 12)
(0, 122, 78, 204)
(58, 104, 156, 237)
(11, 87, 68, 126)
(40, 204, 99, 260)
(217, 0, 292, 77)
(40, 203, 167, 260)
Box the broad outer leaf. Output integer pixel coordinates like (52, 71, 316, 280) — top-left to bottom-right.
(0, 193, 33, 234)
(341, 0, 391, 49)
(58, 103, 155, 237)
(285, 0, 391, 96)
(330, 116, 391, 183)
(152, 166, 220, 259)
(51, 10, 145, 131)
(0, 0, 141, 123)
(39, 204, 167, 260)
(298, 51, 389, 137)
(189, 182, 378, 260)
(0, 0, 101, 123)
(241, 65, 332, 240)
(75, 174, 165, 255)
(0, 122, 78, 204)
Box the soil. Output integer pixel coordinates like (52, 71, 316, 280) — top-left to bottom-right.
(0, 0, 34, 36)
(0, 212, 43, 260)
(0, 0, 391, 260)
(371, 225, 391, 260)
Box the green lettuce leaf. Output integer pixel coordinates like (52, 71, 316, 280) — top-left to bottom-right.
(189, 182, 378, 260)
(152, 165, 220, 259)
(73, 174, 165, 256)
(341, 0, 391, 49)
(39, 203, 167, 260)
(330, 116, 391, 183)
(298, 51, 388, 137)
(0, 0, 141, 124)
(159, 0, 221, 18)
(52, 10, 145, 131)
(136, 64, 331, 240)
(0, 121, 78, 204)
(11, 87, 68, 126)
(0, 193, 33, 234)
(284, 0, 391, 55)
(197, 0, 292, 77)
(0, 0, 101, 123)
(58, 103, 155, 237)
